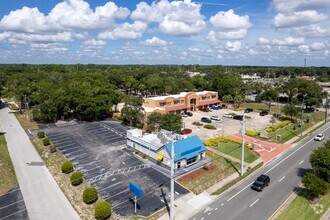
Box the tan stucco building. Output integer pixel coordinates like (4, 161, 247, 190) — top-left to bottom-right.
(143, 91, 220, 115)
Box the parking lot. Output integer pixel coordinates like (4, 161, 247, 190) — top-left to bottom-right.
(42, 119, 188, 217)
(182, 109, 273, 140)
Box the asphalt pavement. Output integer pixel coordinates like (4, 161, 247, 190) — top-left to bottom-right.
(0, 185, 28, 220)
(189, 122, 330, 220)
(0, 107, 80, 220)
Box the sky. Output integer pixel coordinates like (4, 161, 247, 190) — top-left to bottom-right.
(0, 0, 329, 66)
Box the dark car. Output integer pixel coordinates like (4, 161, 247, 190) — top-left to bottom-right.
(251, 174, 270, 191)
(180, 128, 192, 135)
(186, 112, 193, 116)
(201, 117, 212, 123)
(211, 105, 222, 110)
(259, 110, 269, 116)
(244, 108, 253, 113)
(233, 115, 244, 121)
(273, 113, 281, 118)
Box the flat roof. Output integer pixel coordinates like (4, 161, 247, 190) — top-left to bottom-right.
(145, 91, 217, 101)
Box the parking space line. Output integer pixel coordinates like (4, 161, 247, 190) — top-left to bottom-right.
(249, 199, 259, 207)
(47, 133, 67, 138)
(279, 176, 285, 182)
(59, 142, 77, 148)
(98, 182, 122, 192)
(52, 139, 74, 144)
(299, 160, 304, 165)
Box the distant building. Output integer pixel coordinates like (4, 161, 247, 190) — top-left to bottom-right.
(143, 91, 220, 115)
(297, 76, 316, 81)
(241, 73, 261, 82)
(127, 129, 206, 169)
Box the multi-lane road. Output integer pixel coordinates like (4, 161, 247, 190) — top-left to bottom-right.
(189, 122, 330, 220)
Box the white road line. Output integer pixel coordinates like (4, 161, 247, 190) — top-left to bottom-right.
(299, 160, 304, 165)
(175, 191, 180, 195)
(249, 199, 259, 207)
(27, 129, 31, 134)
(208, 212, 211, 215)
(215, 207, 218, 210)
(201, 218, 204, 220)
(279, 176, 285, 182)
(227, 182, 253, 202)
(221, 203, 224, 206)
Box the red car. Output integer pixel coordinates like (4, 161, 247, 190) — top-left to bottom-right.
(180, 128, 192, 135)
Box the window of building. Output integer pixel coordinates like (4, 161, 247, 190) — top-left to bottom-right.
(180, 100, 184, 104)
(174, 100, 180, 105)
(212, 95, 216, 99)
(186, 156, 197, 165)
(167, 102, 171, 106)
(207, 96, 210, 100)
(160, 102, 166, 107)
(202, 96, 206, 100)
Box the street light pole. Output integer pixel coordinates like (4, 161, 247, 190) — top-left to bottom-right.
(241, 112, 245, 176)
(300, 95, 305, 137)
(170, 132, 175, 220)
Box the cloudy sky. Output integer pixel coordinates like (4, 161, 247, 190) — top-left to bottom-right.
(0, 0, 329, 66)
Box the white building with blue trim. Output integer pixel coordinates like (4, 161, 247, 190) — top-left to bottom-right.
(127, 129, 206, 169)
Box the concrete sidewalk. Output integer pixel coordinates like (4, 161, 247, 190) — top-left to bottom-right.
(0, 107, 80, 220)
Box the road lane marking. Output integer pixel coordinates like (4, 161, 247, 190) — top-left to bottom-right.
(221, 203, 224, 206)
(299, 160, 304, 165)
(227, 182, 253, 202)
(279, 176, 285, 182)
(249, 199, 259, 207)
(208, 212, 211, 215)
(215, 207, 218, 210)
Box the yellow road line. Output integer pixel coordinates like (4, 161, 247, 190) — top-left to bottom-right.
(267, 183, 303, 220)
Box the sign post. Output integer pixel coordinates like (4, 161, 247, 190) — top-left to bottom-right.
(129, 182, 142, 213)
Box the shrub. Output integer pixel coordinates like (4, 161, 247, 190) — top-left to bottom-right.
(302, 172, 328, 197)
(49, 145, 57, 153)
(265, 120, 291, 133)
(204, 124, 216, 130)
(37, 131, 45, 138)
(246, 130, 260, 137)
(70, 172, 83, 186)
(234, 107, 245, 111)
(95, 201, 111, 219)
(278, 115, 296, 122)
(192, 121, 203, 126)
(245, 115, 252, 119)
(43, 138, 50, 146)
(61, 161, 74, 174)
(83, 187, 98, 204)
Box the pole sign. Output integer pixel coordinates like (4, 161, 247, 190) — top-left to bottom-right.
(129, 182, 142, 198)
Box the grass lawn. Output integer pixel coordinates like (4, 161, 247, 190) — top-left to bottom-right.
(177, 153, 240, 195)
(14, 111, 39, 130)
(0, 135, 17, 195)
(214, 141, 259, 163)
(277, 189, 330, 220)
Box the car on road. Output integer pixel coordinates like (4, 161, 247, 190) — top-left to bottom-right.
(210, 115, 221, 121)
(201, 117, 212, 123)
(259, 110, 269, 116)
(314, 134, 325, 141)
(251, 174, 270, 191)
(223, 113, 233, 118)
(186, 112, 193, 116)
(244, 108, 253, 113)
(180, 128, 192, 135)
(233, 115, 244, 121)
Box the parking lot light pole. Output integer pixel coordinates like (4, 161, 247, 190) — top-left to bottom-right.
(170, 132, 175, 220)
(241, 112, 245, 176)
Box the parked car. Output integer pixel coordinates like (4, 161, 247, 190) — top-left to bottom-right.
(314, 134, 325, 141)
(210, 115, 221, 121)
(200, 108, 209, 112)
(186, 112, 193, 116)
(223, 113, 233, 118)
(251, 174, 270, 191)
(181, 113, 188, 117)
(180, 128, 192, 135)
(244, 108, 253, 113)
(259, 110, 269, 116)
(233, 115, 244, 121)
(201, 117, 212, 123)
(211, 105, 222, 110)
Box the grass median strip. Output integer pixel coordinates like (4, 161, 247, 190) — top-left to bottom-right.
(0, 135, 17, 195)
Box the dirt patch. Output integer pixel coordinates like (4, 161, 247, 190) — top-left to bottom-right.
(178, 164, 217, 183)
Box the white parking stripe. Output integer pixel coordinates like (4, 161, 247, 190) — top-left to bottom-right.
(279, 176, 285, 182)
(299, 160, 304, 165)
(249, 199, 259, 207)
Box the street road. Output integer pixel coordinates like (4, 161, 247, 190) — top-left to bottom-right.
(0, 107, 80, 220)
(189, 122, 330, 220)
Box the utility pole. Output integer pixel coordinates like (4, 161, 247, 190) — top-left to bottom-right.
(170, 132, 175, 220)
(325, 93, 329, 123)
(304, 58, 307, 67)
(240, 112, 245, 176)
(300, 95, 305, 137)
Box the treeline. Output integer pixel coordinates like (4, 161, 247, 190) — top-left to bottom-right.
(0, 64, 327, 122)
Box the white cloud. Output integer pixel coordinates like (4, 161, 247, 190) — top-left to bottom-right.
(12, 32, 73, 42)
(225, 41, 241, 52)
(98, 21, 147, 40)
(83, 39, 106, 46)
(0, 0, 130, 33)
(188, 47, 201, 52)
(210, 9, 251, 31)
(209, 10, 251, 40)
(272, 37, 305, 46)
(142, 37, 167, 46)
(257, 37, 270, 45)
(292, 24, 330, 38)
(310, 42, 325, 51)
(131, 0, 205, 36)
(272, 10, 328, 28)
(0, 32, 11, 41)
(298, 45, 310, 53)
(272, 0, 330, 13)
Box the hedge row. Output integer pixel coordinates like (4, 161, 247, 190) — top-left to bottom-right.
(204, 124, 216, 130)
(265, 120, 291, 133)
(204, 136, 250, 149)
(245, 130, 260, 137)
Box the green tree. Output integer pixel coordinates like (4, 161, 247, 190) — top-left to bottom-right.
(257, 89, 279, 111)
(302, 172, 328, 197)
(146, 112, 163, 132)
(121, 95, 145, 127)
(282, 104, 301, 120)
(160, 113, 182, 133)
(310, 143, 330, 182)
